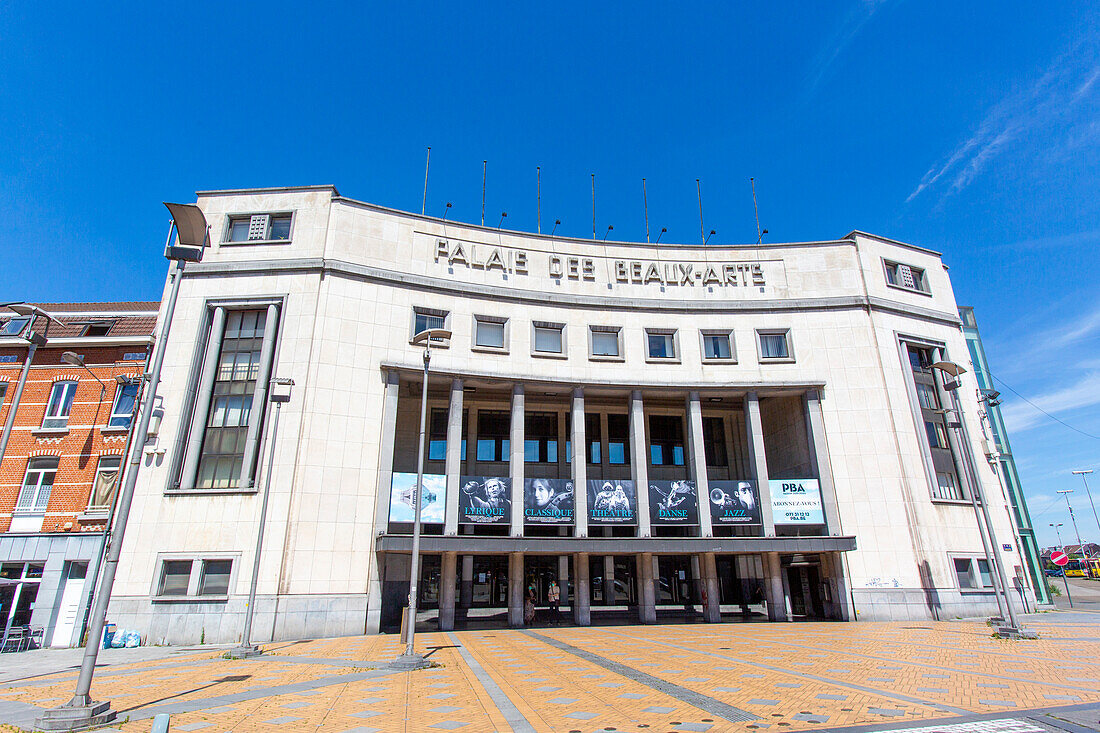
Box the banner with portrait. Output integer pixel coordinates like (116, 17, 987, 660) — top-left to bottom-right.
(769, 479, 824, 524)
(708, 480, 762, 525)
(587, 479, 637, 524)
(388, 472, 446, 524)
(523, 478, 575, 524)
(648, 480, 699, 525)
(459, 476, 511, 524)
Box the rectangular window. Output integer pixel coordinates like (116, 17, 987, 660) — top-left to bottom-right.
(586, 413, 601, 464)
(934, 471, 962, 501)
(0, 316, 30, 336)
(413, 308, 448, 341)
(89, 456, 121, 511)
(885, 260, 929, 293)
(954, 558, 975, 589)
(908, 346, 932, 372)
(108, 382, 139, 428)
(607, 414, 630, 464)
(925, 421, 947, 449)
(524, 412, 558, 463)
(702, 331, 733, 360)
(758, 331, 791, 360)
(158, 560, 192, 596)
(915, 382, 940, 410)
(474, 317, 506, 349)
(195, 310, 267, 490)
(42, 381, 77, 429)
(81, 321, 114, 337)
(703, 416, 728, 467)
(533, 322, 564, 354)
(649, 415, 685, 466)
(476, 410, 510, 462)
(198, 559, 232, 596)
(15, 457, 58, 513)
(646, 330, 676, 360)
(976, 559, 993, 588)
(226, 213, 293, 243)
(590, 327, 621, 358)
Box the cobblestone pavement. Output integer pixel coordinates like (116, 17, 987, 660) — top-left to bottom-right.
(1, 618, 1098, 732)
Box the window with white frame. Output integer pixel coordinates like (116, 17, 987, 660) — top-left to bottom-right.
(474, 316, 507, 350)
(590, 326, 622, 358)
(701, 330, 734, 361)
(646, 329, 677, 360)
(225, 213, 293, 243)
(198, 559, 233, 595)
(88, 456, 121, 512)
(156, 557, 235, 598)
(533, 321, 564, 354)
(15, 457, 58, 513)
(0, 317, 30, 337)
(757, 330, 791, 360)
(412, 308, 449, 342)
(108, 382, 139, 428)
(953, 557, 993, 590)
(42, 381, 77, 429)
(884, 259, 929, 293)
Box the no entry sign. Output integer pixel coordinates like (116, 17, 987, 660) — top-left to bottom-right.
(1051, 550, 1069, 566)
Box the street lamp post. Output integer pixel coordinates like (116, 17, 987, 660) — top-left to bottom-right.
(231, 377, 294, 658)
(37, 203, 208, 732)
(393, 327, 451, 671)
(1050, 522, 1073, 607)
(930, 360, 1024, 635)
(1070, 470, 1097, 556)
(0, 304, 55, 465)
(1057, 490, 1084, 557)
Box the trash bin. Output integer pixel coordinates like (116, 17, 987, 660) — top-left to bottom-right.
(102, 623, 116, 650)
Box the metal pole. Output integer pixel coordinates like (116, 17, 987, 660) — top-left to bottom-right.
(951, 387, 1019, 629)
(0, 340, 38, 464)
(422, 147, 431, 215)
(591, 174, 596, 240)
(404, 346, 431, 659)
(66, 257, 186, 707)
(751, 177, 762, 244)
(537, 166, 541, 235)
(1053, 525, 1073, 607)
(696, 179, 704, 244)
(1059, 491, 1084, 549)
(481, 161, 487, 226)
(237, 396, 282, 653)
(642, 178, 650, 243)
(1073, 471, 1099, 550)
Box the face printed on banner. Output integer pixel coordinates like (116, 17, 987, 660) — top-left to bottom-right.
(594, 482, 630, 512)
(708, 479, 761, 525)
(524, 478, 575, 523)
(484, 478, 507, 504)
(533, 479, 554, 507)
(735, 481, 757, 512)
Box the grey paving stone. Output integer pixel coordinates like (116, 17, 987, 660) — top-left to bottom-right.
(262, 717, 304, 725)
(916, 688, 948, 693)
(597, 682, 623, 687)
(977, 684, 1009, 689)
(748, 699, 778, 706)
(674, 724, 714, 732)
(922, 674, 949, 679)
(430, 706, 462, 713)
(581, 674, 602, 678)
(428, 724, 469, 730)
(350, 711, 383, 719)
(1044, 694, 1080, 701)
(534, 686, 561, 692)
(428, 683, 451, 688)
(175, 725, 213, 732)
(869, 677, 895, 682)
(867, 708, 905, 717)
(979, 700, 1017, 707)
(427, 693, 457, 699)
(685, 677, 708, 682)
(202, 706, 236, 714)
(548, 697, 578, 704)
(619, 692, 646, 700)
(775, 683, 801, 688)
(295, 690, 322, 696)
(642, 706, 676, 713)
(715, 686, 741, 692)
(827, 668, 851, 673)
(564, 711, 599, 720)
(355, 697, 386, 704)
(281, 701, 311, 709)
(742, 673, 765, 678)
(792, 714, 830, 724)
(661, 669, 684, 674)
(816, 694, 847, 700)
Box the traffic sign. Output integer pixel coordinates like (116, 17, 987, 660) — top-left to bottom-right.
(1051, 550, 1069, 566)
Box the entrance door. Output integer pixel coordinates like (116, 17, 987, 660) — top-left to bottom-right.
(471, 556, 509, 608)
(657, 556, 694, 606)
(786, 565, 824, 618)
(50, 562, 88, 648)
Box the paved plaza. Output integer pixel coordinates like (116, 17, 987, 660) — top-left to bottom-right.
(1, 614, 1099, 732)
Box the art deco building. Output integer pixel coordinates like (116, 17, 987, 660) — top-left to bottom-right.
(107, 186, 1034, 643)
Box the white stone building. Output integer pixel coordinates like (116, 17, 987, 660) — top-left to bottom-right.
(109, 185, 1033, 644)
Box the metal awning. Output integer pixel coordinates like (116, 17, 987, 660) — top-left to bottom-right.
(375, 534, 856, 555)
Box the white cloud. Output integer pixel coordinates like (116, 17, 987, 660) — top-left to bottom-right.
(999, 371, 1100, 433)
(804, 1, 890, 97)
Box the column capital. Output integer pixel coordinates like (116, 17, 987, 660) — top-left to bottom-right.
(512, 382, 525, 395)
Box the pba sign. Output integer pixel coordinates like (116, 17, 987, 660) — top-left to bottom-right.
(1050, 550, 1069, 567)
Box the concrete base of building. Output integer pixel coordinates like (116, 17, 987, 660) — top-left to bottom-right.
(850, 587, 1027, 621)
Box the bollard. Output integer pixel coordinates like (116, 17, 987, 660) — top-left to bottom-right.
(151, 712, 171, 732)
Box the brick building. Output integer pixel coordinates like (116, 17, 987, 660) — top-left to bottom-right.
(0, 302, 156, 648)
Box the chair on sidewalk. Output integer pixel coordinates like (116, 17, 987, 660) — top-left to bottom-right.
(1, 627, 28, 653)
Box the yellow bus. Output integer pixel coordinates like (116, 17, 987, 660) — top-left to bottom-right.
(1062, 557, 1100, 579)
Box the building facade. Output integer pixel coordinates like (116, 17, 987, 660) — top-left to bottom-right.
(960, 306, 1050, 606)
(0, 302, 154, 647)
(109, 186, 1032, 644)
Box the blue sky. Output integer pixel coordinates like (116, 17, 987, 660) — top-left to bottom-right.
(2, 2, 1098, 548)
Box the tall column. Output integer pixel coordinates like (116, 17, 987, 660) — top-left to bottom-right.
(180, 306, 226, 487)
(508, 552, 524, 627)
(703, 552, 722, 622)
(638, 553, 656, 623)
(444, 379, 464, 536)
(460, 555, 474, 609)
(464, 407, 477, 476)
(239, 303, 279, 489)
(571, 388, 588, 537)
(690, 555, 703, 610)
(687, 392, 714, 537)
(603, 555, 615, 606)
(558, 555, 570, 609)
(509, 385, 525, 536)
(630, 391, 651, 537)
(745, 392, 776, 537)
(804, 390, 841, 535)
(439, 552, 457, 631)
(574, 553, 591, 625)
(764, 552, 788, 622)
(366, 370, 402, 635)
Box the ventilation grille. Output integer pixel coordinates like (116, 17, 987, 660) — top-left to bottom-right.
(248, 215, 269, 240)
(896, 264, 916, 289)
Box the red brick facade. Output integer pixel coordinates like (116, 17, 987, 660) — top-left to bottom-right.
(0, 303, 157, 536)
